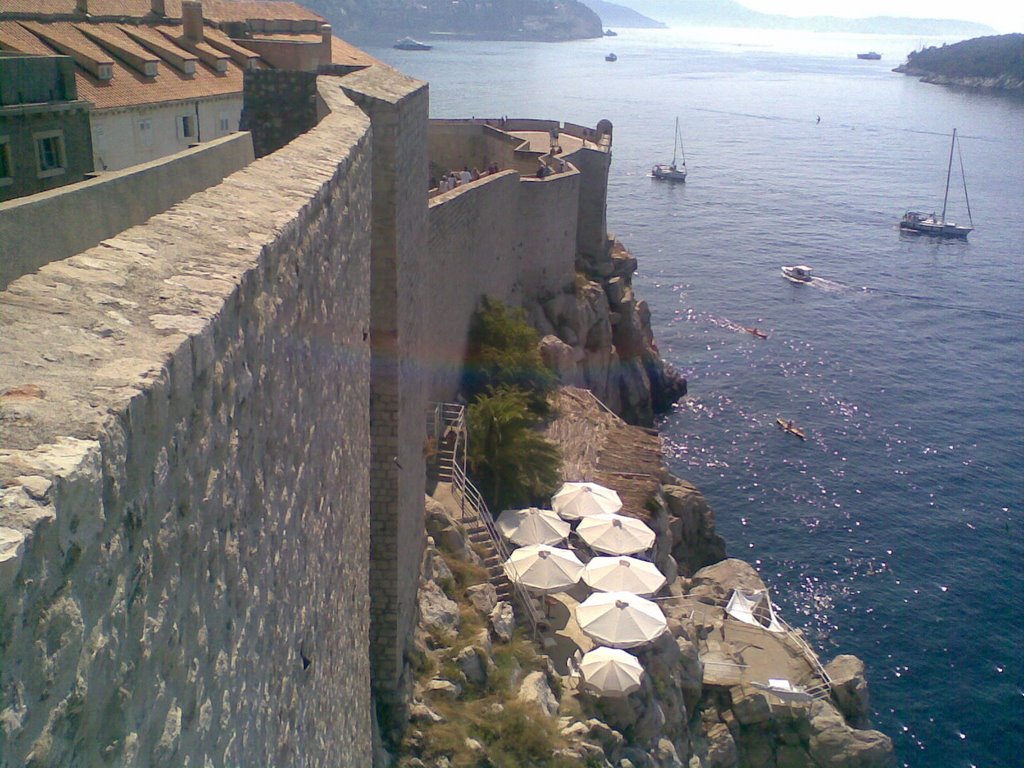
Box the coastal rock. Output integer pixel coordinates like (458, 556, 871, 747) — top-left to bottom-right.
(688, 559, 767, 605)
(489, 601, 514, 642)
(517, 670, 559, 716)
(539, 334, 582, 384)
(663, 481, 727, 575)
(704, 721, 738, 768)
(455, 645, 492, 687)
(807, 701, 895, 768)
(465, 583, 497, 615)
(418, 579, 460, 637)
(825, 655, 872, 729)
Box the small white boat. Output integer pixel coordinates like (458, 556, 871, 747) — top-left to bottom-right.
(605, 53, 617, 62)
(781, 265, 812, 283)
(393, 37, 432, 51)
(652, 117, 687, 183)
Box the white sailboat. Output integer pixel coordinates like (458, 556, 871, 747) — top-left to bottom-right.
(652, 117, 687, 182)
(900, 129, 973, 239)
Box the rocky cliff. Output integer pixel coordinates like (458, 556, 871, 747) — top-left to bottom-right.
(306, 0, 604, 41)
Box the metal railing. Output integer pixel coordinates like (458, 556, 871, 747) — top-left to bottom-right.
(433, 403, 543, 638)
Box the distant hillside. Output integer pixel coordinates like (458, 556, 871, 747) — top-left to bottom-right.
(620, 0, 996, 36)
(580, 0, 667, 29)
(305, 0, 603, 42)
(894, 34, 1024, 90)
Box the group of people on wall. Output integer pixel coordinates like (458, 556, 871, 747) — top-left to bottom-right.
(432, 163, 501, 194)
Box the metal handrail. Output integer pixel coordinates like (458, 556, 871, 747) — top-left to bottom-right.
(432, 402, 542, 638)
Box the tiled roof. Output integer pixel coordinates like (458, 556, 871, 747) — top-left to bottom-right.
(330, 35, 381, 69)
(0, 1, 324, 23)
(0, 19, 247, 109)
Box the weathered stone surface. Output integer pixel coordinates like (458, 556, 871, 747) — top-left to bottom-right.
(517, 670, 559, 716)
(539, 334, 582, 384)
(705, 722, 738, 768)
(688, 558, 767, 605)
(664, 482, 727, 575)
(410, 702, 445, 723)
(465, 583, 498, 615)
(808, 701, 895, 767)
(489, 601, 515, 642)
(419, 580, 461, 636)
(455, 645, 490, 686)
(424, 679, 462, 698)
(730, 686, 773, 726)
(825, 655, 872, 728)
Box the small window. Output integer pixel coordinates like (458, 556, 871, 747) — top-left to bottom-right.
(34, 131, 65, 178)
(179, 114, 196, 141)
(218, 112, 230, 133)
(138, 118, 153, 147)
(0, 137, 12, 187)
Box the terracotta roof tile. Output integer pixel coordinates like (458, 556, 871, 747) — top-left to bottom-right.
(0, 20, 56, 54)
(330, 35, 380, 68)
(203, 1, 324, 24)
(0, 1, 324, 23)
(20, 20, 115, 64)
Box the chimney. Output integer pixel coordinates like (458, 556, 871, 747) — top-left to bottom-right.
(182, 0, 204, 43)
(76, 0, 88, 14)
(151, 0, 165, 16)
(320, 23, 332, 65)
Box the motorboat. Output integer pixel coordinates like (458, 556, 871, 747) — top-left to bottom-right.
(393, 37, 432, 51)
(604, 29, 618, 36)
(605, 53, 618, 62)
(899, 129, 973, 239)
(652, 117, 687, 182)
(857, 52, 881, 60)
(781, 265, 812, 283)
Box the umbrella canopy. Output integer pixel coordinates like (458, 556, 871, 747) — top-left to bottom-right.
(581, 556, 666, 596)
(575, 591, 668, 649)
(551, 481, 622, 520)
(578, 646, 645, 698)
(503, 544, 583, 595)
(576, 513, 656, 555)
(496, 507, 570, 547)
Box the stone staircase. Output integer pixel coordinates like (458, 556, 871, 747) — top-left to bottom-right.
(464, 520, 514, 603)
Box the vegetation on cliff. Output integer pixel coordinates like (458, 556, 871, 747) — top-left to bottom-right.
(305, 0, 603, 41)
(462, 298, 561, 511)
(895, 34, 1024, 88)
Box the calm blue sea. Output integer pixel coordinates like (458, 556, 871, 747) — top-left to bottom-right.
(363, 26, 1024, 767)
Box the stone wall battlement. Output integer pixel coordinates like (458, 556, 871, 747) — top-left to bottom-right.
(0, 78, 375, 767)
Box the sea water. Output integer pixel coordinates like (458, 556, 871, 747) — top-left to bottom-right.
(364, 26, 1024, 767)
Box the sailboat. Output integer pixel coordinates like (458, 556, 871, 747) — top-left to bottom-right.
(652, 117, 687, 182)
(900, 129, 973, 239)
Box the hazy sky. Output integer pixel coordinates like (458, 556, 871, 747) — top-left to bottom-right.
(740, 0, 1022, 33)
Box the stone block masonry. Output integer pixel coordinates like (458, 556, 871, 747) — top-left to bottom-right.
(0, 79, 374, 767)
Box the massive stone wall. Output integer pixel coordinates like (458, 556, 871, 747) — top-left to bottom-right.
(423, 168, 580, 402)
(0, 79, 374, 767)
(0, 133, 255, 292)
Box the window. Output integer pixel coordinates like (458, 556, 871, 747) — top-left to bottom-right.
(34, 131, 65, 178)
(178, 114, 196, 141)
(0, 137, 12, 186)
(138, 118, 153, 148)
(218, 112, 231, 134)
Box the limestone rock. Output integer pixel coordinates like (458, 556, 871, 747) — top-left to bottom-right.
(688, 559, 766, 605)
(663, 482, 726, 575)
(539, 334, 581, 384)
(808, 700, 895, 767)
(465, 583, 497, 615)
(705, 722, 737, 768)
(418, 580, 460, 637)
(455, 646, 490, 687)
(422, 543, 453, 585)
(409, 702, 444, 723)
(825, 654, 872, 728)
(729, 686, 773, 726)
(489, 601, 514, 642)
(424, 679, 462, 698)
(517, 670, 558, 717)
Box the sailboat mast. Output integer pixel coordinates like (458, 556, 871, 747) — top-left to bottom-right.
(672, 117, 679, 166)
(940, 129, 956, 224)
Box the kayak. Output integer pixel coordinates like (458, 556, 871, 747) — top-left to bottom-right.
(745, 327, 768, 339)
(776, 418, 806, 440)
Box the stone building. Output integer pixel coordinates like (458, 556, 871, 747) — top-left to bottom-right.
(0, 53, 94, 201)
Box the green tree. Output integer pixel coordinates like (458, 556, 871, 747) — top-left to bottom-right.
(467, 387, 561, 511)
(462, 296, 555, 413)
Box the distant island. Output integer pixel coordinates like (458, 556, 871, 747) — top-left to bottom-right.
(304, 0, 603, 42)
(579, 0, 666, 29)
(894, 34, 1024, 91)
(616, 0, 996, 36)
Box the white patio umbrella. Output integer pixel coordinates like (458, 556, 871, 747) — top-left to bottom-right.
(578, 646, 645, 698)
(551, 481, 622, 520)
(581, 556, 666, 597)
(496, 507, 570, 547)
(576, 513, 656, 555)
(575, 591, 668, 649)
(503, 544, 584, 595)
